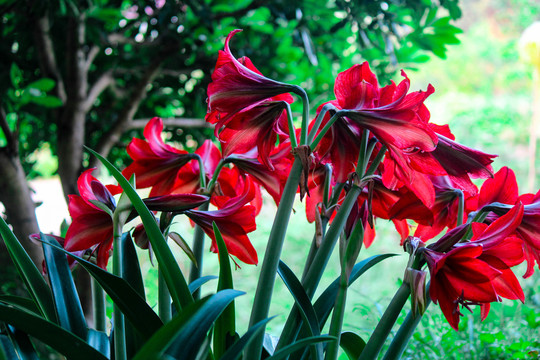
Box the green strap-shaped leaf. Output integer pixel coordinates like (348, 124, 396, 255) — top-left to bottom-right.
(0, 296, 39, 315)
(87, 329, 110, 358)
(220, 317, 274, 360)
(0, 302, 108, 360)
(340, 331, 365, 360)
(41, 234, 87, 340)
(278, 260, 323, 360)
(188, 276, 218, 294)
(213, 222, 236, 359)
(314, 254, 398, 328)
(3, 324, 38, 360)
(120, 232, 147, 358)
(266, 336, 335, 360)
(134, 289, 244, 360)
(0, 217, 56, 322)
(87, 147, 193, 311)
(43, 241, 163, 340)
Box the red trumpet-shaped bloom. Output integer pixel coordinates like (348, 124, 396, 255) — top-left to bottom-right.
(424, 203, 524, 330)
(64, 169, 120, 269)
(123, 117, 194, 197)
(477, 166, 540, 277)
(207, 29, 295, 119)
(184, 188, 258, 265)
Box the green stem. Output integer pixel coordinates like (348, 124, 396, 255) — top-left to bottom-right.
(382, 298, 431, 360)
(325, 276, 348, 360)
(194, 153, 207, 190)
(91, 278, 106, 332)
(455, 189, 464, 226)
(364, 145, 387, 177)
(358, 283, 411, 360)
(307, 103, 335, 144)
(244, 158, 303, 359)
(310, 111, 345, 150)
(292, 85, 310, 145)
(113, 227, 126, 360)
(206, 159, 228, 194)
(300, 217, 329, 282)
(189, 202, 210, 300)
(277, 185, 362, 352)
(285, 102, 298, 149)
(357, 130, 371, 177)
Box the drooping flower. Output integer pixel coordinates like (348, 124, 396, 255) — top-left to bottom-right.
(424, 203, 524, 330)
(184, 187, 258, 265)
(123, 117, 194, 197)
(476, 166, 540, 277)
(310, 62, 439, 205)
(207, 29, 295, 119)
(64, 169, 120, 269)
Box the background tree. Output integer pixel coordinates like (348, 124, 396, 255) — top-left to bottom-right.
(0, 0, 461, 263)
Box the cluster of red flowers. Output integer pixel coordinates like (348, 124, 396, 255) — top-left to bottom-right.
(57, 30, 539, 331)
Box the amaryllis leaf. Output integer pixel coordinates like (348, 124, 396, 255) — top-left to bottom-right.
(119, 232, 146, 358)
(168, 232, 197, 266)
(213, 222, 236, 358)
(3, 324, 38, 360)
(188, 276, 218, 294)
(277, 260, 323, 360)
(86, 329, 110, 358)
(0, 302, 108, 360)
(220, 317, 274, 360)
(0, 217, 56, 322)
(340, 331, 366, 359)
(314, 254, 398, 329)
(42, 241, 162, 340)
(86, 146, 193, 311)
(265, 335, 335, 360)
(0, 296, 39, 315)
(133, 289, 244, 360)
(41, 234, 88, 340)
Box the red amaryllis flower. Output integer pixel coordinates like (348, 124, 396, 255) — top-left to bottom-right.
(123, 117, 194, 196)
(184, 188, 258, 265)
(64, 169, 120, 269)
(207, 29, 295, 119)
(311, 62, 438, 202)
(226, 145, 291, 205)
(214, 94, 293, 170)
(424, 203, 524, 330)
(389, 176, 477, 241)
(477, 166, 540, 277)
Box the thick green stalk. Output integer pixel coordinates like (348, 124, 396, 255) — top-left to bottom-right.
(358, 283, 411, 360)
(113, 227, 126, 360)
(383, 299, 432, 360)
(325, 276, 348, 360)
(307, 103, 335, 144)
(285, 102, 298, 149)
(189, 202, 210, 300)
(300, 217, 328, 282)
(91, 278, 106, 332)
(456, 189, 464, 226)
(310, 111, 345, 150)
(277, 185, 362, 352)
(292, 86, 310, 145)
(244, 158, 303, 359)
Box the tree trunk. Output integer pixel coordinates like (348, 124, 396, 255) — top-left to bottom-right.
(0, 149, 42, 267)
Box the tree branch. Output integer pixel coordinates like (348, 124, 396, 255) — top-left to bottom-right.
(85, 45, 100, 72)
(83, 70, 115, 111)
(128, 117, 211, 130)
(33, 12, 67, 102)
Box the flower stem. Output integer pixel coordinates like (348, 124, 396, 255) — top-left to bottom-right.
(277, 185, 361, 351)
(292, 85, 310, 145)
(307, 103, 335, 144)
(285, 102, 298, 149)
(325, 275, 348, 360)
(244, 158, 303, 360)
(382, 298, 431, 360)
(91, 278, 106, 332)
(358, 283, 411, 360)
(194, 154, 207, 189)
(189, 202, 210, 300)
(456, 189, 464, 226)
(310, 111, 345, 150)
(113, 227, 126, 360)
